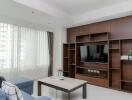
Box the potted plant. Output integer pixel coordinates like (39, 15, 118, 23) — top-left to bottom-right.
(128, 50, 132, 60)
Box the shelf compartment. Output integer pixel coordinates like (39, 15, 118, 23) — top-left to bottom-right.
(80, 62, 108, 69)
(69, 64, 75, 66)
(90, 32, 109, 42)
(109, 40, 120, 49)
(121, 39, 132, 55)
(63, 71, 69, 73)
(69, 43, 75, 49)
(63, 72, 69, 77)
(110, 68, 120, 70)
(76, 34, 91, 42)
(63, 58, 68, 71)
(121, 81, 132, 92)
(109, 48, 120, 50)
(76, 40, 108, 44)
(76, 74, 109, 87)
(109, 52, 120, 69)
(109, 70, 121, 89)
(68, 49, 75, 51)
(76, 66, 108, 71)
(121, 80, 132, 84)
(76, 67, 108, 79)
(122, 61, 132, 81)
(69, 65, 75, 78)
(63, 44, 69, 57)
(64, 57, 69, 59)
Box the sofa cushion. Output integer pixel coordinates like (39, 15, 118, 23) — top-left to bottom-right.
(37, 96, 52, 100)
(21, 91, 35, 100)
(9, 77, 33, 88)
(9, 77, 33, 94)
(0, 89, 7, 100)
(1, 81, 24, 100)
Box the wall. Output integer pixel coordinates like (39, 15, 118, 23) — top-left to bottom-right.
(67, 15, 132, 42)
(53, 28, 67, 76)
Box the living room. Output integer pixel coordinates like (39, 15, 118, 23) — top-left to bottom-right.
(0, 0, 132, 100)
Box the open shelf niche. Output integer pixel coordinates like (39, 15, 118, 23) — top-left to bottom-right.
(109, 40, 121, 90)
(63, 43, 76, 78)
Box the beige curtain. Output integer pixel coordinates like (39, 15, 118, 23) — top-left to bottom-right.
(47, 32, 54, 76)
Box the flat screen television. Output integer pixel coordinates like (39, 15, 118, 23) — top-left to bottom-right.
(80, 44, 108, 63)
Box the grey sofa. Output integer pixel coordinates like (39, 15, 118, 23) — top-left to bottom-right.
(0, 77, 51, 100)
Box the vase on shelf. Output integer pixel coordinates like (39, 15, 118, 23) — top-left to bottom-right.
(128, 50, 132, 60)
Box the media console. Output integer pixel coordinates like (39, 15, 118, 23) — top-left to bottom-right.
(63, 32, 132, 93)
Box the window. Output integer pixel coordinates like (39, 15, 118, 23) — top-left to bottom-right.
(0, 22, 49, 78)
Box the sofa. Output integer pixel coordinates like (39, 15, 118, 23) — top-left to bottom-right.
(0, 77, 51, 100)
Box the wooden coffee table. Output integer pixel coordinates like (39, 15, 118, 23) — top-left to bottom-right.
(38, 77, 87, 100)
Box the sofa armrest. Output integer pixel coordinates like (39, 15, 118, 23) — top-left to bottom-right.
(9, 77, 33, 95)
(0, 89, 7, 100)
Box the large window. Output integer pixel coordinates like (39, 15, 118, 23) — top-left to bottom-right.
(0, 23, 49, 79)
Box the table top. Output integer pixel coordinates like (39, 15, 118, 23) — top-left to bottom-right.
(38, 77, 87, 91)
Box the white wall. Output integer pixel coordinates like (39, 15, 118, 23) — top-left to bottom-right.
(53, 27, 67, 76)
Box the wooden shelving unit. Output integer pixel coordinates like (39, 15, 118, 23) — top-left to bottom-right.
(63, 43, 76, 78)
(63, 32, 132, 93)
(120, 39, 132, 92)
(109, 40, 121, 90)
(76, 32, 109, 87)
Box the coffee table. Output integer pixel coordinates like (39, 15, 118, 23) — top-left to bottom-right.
(38, 77, 87, 100)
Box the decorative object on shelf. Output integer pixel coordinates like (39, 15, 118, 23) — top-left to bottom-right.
(128, 50, 132, 60)
(121, 55, 129, 60)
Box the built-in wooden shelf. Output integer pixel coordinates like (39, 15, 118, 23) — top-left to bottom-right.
(68, 49, 75, 51)
(76, 40, 108, 44)
(76, 73, 107, 80)
(121, 59, 132, 61)
(109, 68, 120, 70)
(63, 43, 76, 78)
(63, 31, 132, 93)
(121, 80, 132, 84)
(76, 66, 108, 71)
(109, 48, 120, 50)
(64, 57, 69, 59)
(63, 71, 69, 73)
(80, 61, 108, 65)
(69, 64, 76, 66)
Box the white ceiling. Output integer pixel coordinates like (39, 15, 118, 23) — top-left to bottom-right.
(42, 0, 129, 16)
(1, 0, 132, 28)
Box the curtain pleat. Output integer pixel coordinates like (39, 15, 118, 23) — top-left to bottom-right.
(0, 22, 50, 79)
(47, 32, 54, 76)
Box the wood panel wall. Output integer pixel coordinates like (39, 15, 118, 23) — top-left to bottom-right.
(67, 16, 132, 42)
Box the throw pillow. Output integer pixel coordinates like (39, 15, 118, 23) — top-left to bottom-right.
(1, 81, 24, 100)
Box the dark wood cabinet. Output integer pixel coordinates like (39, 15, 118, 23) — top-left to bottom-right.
(64, 15, 132, 93)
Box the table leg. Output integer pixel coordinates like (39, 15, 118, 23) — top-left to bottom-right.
(68, 92, 71, 100)
(83, 83, 87, 99)
(38, 81, 41, 96)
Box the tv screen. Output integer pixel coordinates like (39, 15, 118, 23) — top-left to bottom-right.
(80, 44, 108, 63)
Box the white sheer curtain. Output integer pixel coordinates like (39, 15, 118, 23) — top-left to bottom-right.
(0, 23, 49, 79)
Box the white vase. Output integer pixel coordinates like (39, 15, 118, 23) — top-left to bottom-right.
(128, 56, 132, 60)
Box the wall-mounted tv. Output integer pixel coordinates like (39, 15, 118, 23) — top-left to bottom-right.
(80, 44, 108, 63)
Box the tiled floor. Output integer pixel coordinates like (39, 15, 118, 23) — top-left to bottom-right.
(33, 81, 132, 100)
